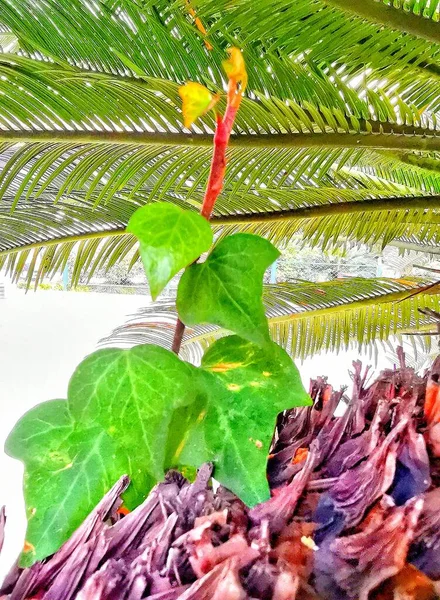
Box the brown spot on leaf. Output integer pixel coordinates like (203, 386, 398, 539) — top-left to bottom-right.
(23, 540, 35, 554)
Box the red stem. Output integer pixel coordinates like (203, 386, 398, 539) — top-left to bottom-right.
(201, 108, 237, 220)
(171, 103, 239, 354)
(171, 318, 186, 354)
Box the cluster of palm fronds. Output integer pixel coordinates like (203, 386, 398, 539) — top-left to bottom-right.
(2, 351, 440, 599)
(100, 279, 440, 362)
(1, 0, 440, 356)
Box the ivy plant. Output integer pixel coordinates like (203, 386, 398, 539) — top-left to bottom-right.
(5, 48, 311, 567)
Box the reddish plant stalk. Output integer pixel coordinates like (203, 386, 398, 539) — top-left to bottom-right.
(201, 107, 238, 220)
(171, 101, 240, 355)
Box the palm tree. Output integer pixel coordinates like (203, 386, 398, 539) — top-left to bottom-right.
(1, 0, 440, 359)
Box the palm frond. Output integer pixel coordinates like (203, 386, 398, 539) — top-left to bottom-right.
(327, 0, 440, 42)
(390, 238, 440, 256)
(379, 246, 434, 275)
(213, 190, 440, 250)
(197, 0, 440, 101)
(383, 330, 440, 371)
(100, 278, 440, 361)
(0, 194, 139, 287)
(0, 30, 18, 53)
(1, 0, 440, 361)
(4, 184, 440, 286)
(0, 48, 439, 283)
(0, 53, 438, 215)
(3, 0, 437, 96)
(341, 152, 440, 194)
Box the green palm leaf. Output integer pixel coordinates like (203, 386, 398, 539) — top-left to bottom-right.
(6, 0, 438, 106)
(100, 278, 440, 361)
(198, 0, 440, 107)
(0, 53, 438, 214)
(0, 30, 18, 53)
(1, 0, 440, 359)
(0, 47, 439, 282)
(4, 186, 440, 286)
(0, 194, 139, 287)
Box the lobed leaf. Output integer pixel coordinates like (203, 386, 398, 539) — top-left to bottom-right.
(6, 335, 310, 562)
(180, 335, 311, 505)
(127, 202, 213, 299)
(5, 400, 127, 566)
(6, 345, 200, 565)
(177, 233, 280, 346)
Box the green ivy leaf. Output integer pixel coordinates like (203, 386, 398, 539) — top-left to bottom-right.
(67, 346, 197, 486)
(5, 345, 201, 565)
(180, 335, 311, 506)
(127, 202, 213, 299)
(5, 400, 127, 566)
(177, 233, 280, 345)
